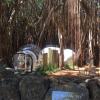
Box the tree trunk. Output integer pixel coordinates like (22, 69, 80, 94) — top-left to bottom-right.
(58, 28, 64, 69)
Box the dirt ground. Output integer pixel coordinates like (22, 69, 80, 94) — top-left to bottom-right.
(50, 70, 79, 76)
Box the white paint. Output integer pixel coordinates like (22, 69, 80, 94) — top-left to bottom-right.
(64, 49, 74, 62)
(42, 47, 59, 54)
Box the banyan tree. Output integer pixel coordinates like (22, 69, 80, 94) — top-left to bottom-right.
(0, 0, 100, 68)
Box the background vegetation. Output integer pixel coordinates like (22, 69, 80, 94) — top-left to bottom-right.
(0, 0, 99, 68)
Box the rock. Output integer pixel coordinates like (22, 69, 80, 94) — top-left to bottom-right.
(45, 79, 89, 100)
(0, 78, 20, 100)
(0, 69, 14, 79)
(19, 75, 50, 100)
(79, 82, 86, 88)
(87, 79, 100, 100)
(54, 76, 85, 84)
(0, 63, 14, 79)
(93, 77, 100, 87)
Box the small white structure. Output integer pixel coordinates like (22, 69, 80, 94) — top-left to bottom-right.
(13, 50, 37, 72)
(41, 46, 74, 62)
(13, 44, 40, 72)
(40, 46, 75, 66)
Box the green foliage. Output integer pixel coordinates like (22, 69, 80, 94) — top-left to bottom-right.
(35, 0, 43, 9)
(36, 64, 59, 75)
(3, 0, 15, 6)
(64, 57, 74, 70)
(64, 64, 73, 70)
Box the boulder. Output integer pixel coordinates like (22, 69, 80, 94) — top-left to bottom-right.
(0, 78, 20, 100)
(0, 63, 14, 79)
(45, 78, 89, 100)
(86, 79, 100, 100)
(19, 75, 50, 100)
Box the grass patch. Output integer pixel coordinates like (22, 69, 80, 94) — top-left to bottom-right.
(36, 64, 59, 75)
(64, 64, 74, 70)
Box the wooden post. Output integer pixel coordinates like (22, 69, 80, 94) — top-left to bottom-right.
(48, 48, 53, 65)
(43, 53, 48, 66)
(52, 50, 59, 67)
